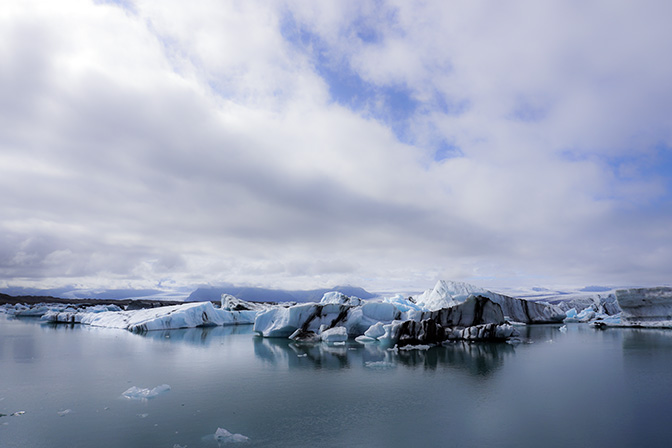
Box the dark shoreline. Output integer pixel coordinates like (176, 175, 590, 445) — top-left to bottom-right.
(0, 292, 185, 309)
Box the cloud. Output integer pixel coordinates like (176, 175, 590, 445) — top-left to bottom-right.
(1, 0, 671, 295)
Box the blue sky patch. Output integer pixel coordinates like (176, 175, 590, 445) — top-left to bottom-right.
(281, 13, 420, 143)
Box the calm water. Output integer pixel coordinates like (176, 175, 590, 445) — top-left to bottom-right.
(2, 314, 672, 448)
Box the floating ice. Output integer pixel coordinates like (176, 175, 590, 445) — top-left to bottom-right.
(364, 361, 396, 369)
(2, 302, 123, 317)
(57, 409, 72, 417)
(320, 291, 363, 306)
(42, 302, 257, 331)
(559, 325, 568, 333)
(616, 287, 672, 327)
(396, 344, 432, 351)
(320, 326, 348, 343)
(122, 384, 171, 400)
(413, 280, 565, 323)
(552, 292, 621, 316)
(412, 280, 485, 310)
(214, 427, 249, 443)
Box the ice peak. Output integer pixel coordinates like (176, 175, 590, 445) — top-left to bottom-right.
(413, 280, 488, 311)
(432, 280, 487, 298)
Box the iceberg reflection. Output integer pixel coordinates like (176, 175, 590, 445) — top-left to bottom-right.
(253, 335, 516, 376)
(134, 325, 254, 346)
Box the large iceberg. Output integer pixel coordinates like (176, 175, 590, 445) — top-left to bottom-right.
(42, 301, 257, 332)
(615, 287, 672, 327)
(1, 302, 122, 317)
(255, 292, 517, 346)
(552, 292, 621, 316)
(369, 296, 517, 346)
(413, 280, 565, 324)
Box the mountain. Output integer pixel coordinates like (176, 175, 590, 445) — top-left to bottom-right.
(185, 285, 377, 303)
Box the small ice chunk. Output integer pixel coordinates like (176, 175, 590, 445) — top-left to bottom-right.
(137, 413, 149, 418)
(57, 409, 72, 417)
(122, 384, 171, 400)
(215, 427, 249, 443)
(364, 361, 395, 369)
(397, 344, 432, 351)
(10, 411, 26, 416)
(354, 335, 376, 343)
(364, 322, 386, 339)
(559, 325, 568, 333)
(320, 326, 348, 343)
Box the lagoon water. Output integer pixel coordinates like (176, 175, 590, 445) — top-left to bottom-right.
(2, 314, 672, 447)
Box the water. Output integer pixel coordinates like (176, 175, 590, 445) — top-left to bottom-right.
(2, 315, 672, 447)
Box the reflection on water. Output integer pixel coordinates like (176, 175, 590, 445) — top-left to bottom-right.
(515, 323, 569, 341)
(253, 335, 515, 377)
(4, 316, 672, 448)
(254, 336, 351, 369)
(136, 324, 254, 346)
(622, 327, 672, 350)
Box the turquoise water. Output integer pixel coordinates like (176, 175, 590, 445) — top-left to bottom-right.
(2, 315, 672, 447)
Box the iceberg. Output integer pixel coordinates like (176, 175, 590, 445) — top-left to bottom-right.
(413, 280, 565, 324)
(220, 294, 269, 311)
(256, 292, 518, 346)
(372, 296, 517, 347)
(1, 302, 122, 317)
(122, 384, 171, 400)
(616, 287, 672, 327)
(214, 427, 249, 443)
(319, 291, 363, 306)
(319, 326, 348, 343)
(552, 293, 621, 316)
(42, 301, 257, 332)
(413, 280, 488, 310)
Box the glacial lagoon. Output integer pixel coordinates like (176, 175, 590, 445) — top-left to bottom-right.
(2, 314, 672, 447)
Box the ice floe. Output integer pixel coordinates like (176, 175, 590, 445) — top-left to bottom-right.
(0, 302, 122, 317)
(413, 280, 565, 324)
(256, 292, 519, 346)
(121, 384, 171, 400)
(42, 301, 257, 332)
(214, 427, 249, 443)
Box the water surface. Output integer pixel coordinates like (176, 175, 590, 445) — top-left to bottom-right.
(2, 315, 672, 447)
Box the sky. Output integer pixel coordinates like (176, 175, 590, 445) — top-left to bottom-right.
(1, 0, 671, 297)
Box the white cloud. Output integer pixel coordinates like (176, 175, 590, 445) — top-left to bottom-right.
(1, 0, 671, 295)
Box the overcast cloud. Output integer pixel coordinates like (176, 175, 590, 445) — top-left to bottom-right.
(1, 0, 671, 295)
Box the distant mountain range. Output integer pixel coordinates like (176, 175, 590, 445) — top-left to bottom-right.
(185, 285, 377, 303)
(0, 284, 377, 303)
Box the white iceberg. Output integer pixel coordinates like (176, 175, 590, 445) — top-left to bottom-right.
(255, 289, 521, 346)
(254, 302, 354, 338)
(319, 326, 348, 343)
(214, 427, 249, 443)
(364, 322, 386, 339)
(413, 280, 487, 310)
(42, 301, 257, 332)
(412, 280, 565, 324)
(121, 384, 171, 400)
(552, 292, 621, 316)
(1, 302, 123, 317)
